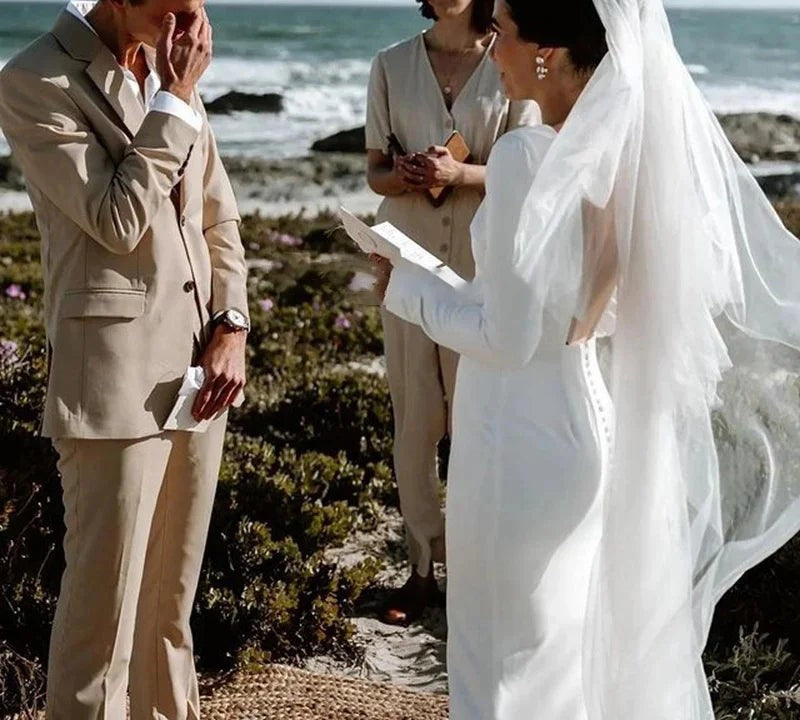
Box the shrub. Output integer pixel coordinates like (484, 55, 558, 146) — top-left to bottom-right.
(0, 347, 61, 715)
(245, 302, 383, 379)
(707, 628, 800, 719)
(195, 434, 383, 669)
(3, 203, 800, 717)
(0, 211, 391, 714)
(233, 368, 394, 473)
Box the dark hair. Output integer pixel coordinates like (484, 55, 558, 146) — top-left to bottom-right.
(505, 0, 608, 75)
(416, 0, 494, 36)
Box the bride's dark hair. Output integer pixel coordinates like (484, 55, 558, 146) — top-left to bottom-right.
(505, 0, 609, 74)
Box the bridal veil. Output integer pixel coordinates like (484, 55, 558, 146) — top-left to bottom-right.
(511, 0, 800, 716)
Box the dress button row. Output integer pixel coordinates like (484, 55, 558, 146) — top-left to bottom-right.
(582, 347, 612, 444)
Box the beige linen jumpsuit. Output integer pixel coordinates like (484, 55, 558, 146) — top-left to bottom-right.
(366, 34, 540, 577)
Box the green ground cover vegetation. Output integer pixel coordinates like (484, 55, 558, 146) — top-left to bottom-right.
(1, 208, 800, 717)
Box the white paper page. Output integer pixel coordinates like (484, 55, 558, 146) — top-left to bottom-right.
(371, 222, 443, 271)
(338, 207, 467, 290)
(164, 367, 212, 433)
(164, 366, 244, 433)
(338, 207, 395, 258)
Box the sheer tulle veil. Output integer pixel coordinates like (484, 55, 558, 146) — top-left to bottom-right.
(512, 0, 800, 716)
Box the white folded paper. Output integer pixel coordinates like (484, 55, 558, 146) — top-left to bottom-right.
(163, 366, 244, 433)
(338, 207, 466, 290)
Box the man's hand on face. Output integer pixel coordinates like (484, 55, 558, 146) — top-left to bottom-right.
(156, 8, 212, 103)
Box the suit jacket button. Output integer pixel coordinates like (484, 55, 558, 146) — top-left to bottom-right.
(183, 280, 195, 293)
(180, 216, 187, 227)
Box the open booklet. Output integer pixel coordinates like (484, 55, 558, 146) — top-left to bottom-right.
(338, 207, 466, 290)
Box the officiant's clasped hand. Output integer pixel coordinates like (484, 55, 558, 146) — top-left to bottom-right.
(394, 146, 465, 190)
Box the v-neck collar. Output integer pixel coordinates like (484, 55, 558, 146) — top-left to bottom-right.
(419, 32, 493, 115)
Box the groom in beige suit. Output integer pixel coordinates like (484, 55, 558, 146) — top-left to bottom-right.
(0, 0, 249, 717)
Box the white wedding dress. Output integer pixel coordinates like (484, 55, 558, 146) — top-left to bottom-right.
(384, 125, 612, 719)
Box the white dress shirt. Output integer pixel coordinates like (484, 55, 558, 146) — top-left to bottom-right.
(66, 1, 202, 131)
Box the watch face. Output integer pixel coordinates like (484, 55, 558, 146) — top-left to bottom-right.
(225, 310, 248, 330)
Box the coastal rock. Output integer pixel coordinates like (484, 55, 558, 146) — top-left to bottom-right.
(221, 153, 367, 204)
(718, 113, 800, 163)
(311, 126, 366, 154)
(754, 172, 800, 200)
(204, 91, 284, 115)
(309, 116, 800, 163)
(0, 155, 24, 191)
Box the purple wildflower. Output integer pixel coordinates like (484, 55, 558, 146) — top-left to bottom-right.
(0, 339, 19, 364)
(334, 314, 352, 330)
(258, 298, 275, 312)
(5, 284, 26, 300)
(276, 233, 303, 248)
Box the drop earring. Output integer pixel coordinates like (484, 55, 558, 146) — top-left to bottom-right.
(536, 56, 549, 81)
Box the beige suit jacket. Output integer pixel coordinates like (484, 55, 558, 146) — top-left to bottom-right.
(0, 11, 249, 440)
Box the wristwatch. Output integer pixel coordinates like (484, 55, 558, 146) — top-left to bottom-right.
(213, 308, 250, 332)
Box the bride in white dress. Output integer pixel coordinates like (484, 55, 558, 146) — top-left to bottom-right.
(373, 0, 800, 717)
(376, 2, 611, 717)
(387, 125, 611, 719)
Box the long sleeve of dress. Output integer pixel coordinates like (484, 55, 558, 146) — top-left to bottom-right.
(384, 131, 552, 369)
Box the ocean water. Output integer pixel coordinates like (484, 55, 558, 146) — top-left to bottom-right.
(0, 2, 799, 158)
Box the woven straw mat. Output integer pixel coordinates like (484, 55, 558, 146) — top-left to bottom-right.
(20, 664, 448, 720)
(201, 664, 449, 720)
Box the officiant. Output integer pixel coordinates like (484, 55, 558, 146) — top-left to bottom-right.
(365, 0, 539, 624)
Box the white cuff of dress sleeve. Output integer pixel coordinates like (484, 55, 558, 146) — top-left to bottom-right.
(384, 259, 424, 325)
(150, 91, 203, 132)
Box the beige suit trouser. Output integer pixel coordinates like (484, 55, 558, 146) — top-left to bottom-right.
(46, 417, 227, 720)
(382, 307, 459, 578)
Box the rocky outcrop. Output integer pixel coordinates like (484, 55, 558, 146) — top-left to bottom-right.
(754, 171, 800, 199)
(311, 127, 366, 154)
(308, 115, 800, 163)
(204, 91, 284, 115)
(718, 113, 800, 163)
(221, 154, 366, 203)
(0, 155, 24, 191)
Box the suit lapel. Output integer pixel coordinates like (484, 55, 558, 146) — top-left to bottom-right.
(51, 10, 145, 138)
(85, 53, 146, 138)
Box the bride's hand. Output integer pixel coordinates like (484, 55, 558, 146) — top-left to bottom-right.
(370, 254, 393, 302)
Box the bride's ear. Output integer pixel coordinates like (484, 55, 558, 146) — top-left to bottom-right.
(533, 46, 556, 80)
(538, 47, 557, 63)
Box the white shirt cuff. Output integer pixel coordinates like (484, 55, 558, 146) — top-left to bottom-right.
(150, 91, 203, 132)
